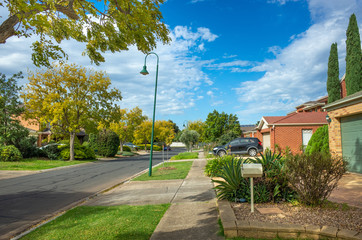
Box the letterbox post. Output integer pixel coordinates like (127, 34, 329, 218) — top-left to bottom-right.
(241, 163, 263, 213)
(250, 177, 254, 213)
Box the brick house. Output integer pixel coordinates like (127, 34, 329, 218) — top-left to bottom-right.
(16, 115, 51, 146)
(324, 90, 362, 174)
(240, 125, 257, 137)
(255, 112, 328, 154)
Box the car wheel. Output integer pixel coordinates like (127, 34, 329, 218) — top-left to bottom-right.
(248, 148, 257, 157)
(218, 150, 226, 157)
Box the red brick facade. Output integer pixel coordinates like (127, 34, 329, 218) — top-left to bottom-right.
(256, 112, 327, 154)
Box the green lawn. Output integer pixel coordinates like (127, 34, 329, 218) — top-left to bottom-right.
(20, 204, 170, 240)
(133, 161, 193, 181)
(0, 159, 95, 171)
(170, 152, 198, 160)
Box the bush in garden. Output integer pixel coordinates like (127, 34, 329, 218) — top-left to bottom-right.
(59, 143, 95, 160)
(205, 155, 234, 177)
(145, 144, 162, 151)
(0, 145, 22, 162)
(42, 144, 62, 160)
(213, 158, 249, 201)
(96, 130, 119, 157)
(305, 125, 329, 155)
(285, 152, 348, 206)
(248, 151, 295, 202)
(88, 133, 98, 152)
(17, 136, 39, 158)
(122, 145, 131, 152)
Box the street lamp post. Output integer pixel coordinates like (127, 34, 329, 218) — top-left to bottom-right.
(140, 52, 159, 176)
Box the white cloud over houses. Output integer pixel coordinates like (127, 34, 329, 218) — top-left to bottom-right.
(232, 0, 362, 122)
(0, 23, 218, 118)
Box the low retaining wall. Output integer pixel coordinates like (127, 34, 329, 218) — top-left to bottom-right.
(217, 200, 362, 240)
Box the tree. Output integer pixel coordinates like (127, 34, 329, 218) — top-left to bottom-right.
(327, 43, 341, 103)
(168, 120, 180, 135)
(0, 72, 29, 146)
(188, 120, 206, 142)
(305, 125, 329, 155)
(22, 63, 122, 160)
(179, 129, 199, 152)
(134, 120, 153, 150)
(345, 13, 362, 95)
(156, 120, 175, 146)
(108, 107, 147, 152)
(203, 110, 241, 143)
(0, 0, 171, 67)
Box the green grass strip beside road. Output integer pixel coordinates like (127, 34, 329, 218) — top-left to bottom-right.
(133, 161, 193, 181)
(0, 159, 96, 171)
(170, 152, 198, 160)
(20, 204, 170, 240)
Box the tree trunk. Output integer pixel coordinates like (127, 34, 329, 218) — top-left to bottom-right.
(69, 132, 75, 161)
(120, 141, 123, 152)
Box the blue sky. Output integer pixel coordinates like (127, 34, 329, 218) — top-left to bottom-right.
(0, 0, 361, 129)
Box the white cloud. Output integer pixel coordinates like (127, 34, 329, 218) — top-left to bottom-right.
(267, 0, 301, 5)
(233, 0, 362, 120)
(0, 25, 218, 118)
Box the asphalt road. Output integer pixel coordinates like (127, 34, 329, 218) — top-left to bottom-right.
(0, 148, 186, 240)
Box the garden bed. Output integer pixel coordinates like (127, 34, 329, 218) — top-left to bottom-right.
(231, 202, 361, 233)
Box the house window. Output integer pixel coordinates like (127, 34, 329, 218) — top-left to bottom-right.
(302, 129, 313, 151)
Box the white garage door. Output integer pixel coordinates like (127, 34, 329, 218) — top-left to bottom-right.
(263, 133, 270, 151)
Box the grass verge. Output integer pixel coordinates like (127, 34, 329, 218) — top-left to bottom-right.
(133, 161, 193, 181)
(20, 204, 170, 240)
(0, 159, 95, 171)
(170, 152, 198, 160)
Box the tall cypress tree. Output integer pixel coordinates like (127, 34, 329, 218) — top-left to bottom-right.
(327, 43, 341, 103)
(345, 13, 362, 95)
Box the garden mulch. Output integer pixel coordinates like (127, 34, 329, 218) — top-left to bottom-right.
(232, 202, 361, 233)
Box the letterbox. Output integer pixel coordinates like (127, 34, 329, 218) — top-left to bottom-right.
(241, 163, 263, 178)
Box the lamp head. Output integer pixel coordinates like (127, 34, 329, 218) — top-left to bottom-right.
(326, 114, 331, 124)
(140, 66, 149, 75)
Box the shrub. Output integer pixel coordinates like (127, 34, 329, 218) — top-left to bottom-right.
(145, 144, 162, 151)
(247, 151, 296, 203)
(59, 143, 95, 160)
(95, 130, 119, 157)
(285, 152, 348, 206)
(305, 125, 329, 155)
(213, 158, 249, 201)
(42, 144, 62, 160)
(17, 136, 39, 158)
(122, 145, 131, 152)
(0, 145, 22, 162)
(205, 155, 234, 177)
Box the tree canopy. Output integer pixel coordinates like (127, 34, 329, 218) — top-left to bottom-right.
(0, 0, 171, 67)
(203, 110, 241, 143)
(0, 72, 29, 146)
(179, 129, 199, 152)
(22, 63, 122, 160)
(327, 43, 341, 103)
(345, 13, 362, 95)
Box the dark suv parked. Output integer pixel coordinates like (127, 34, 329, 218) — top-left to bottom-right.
(212, 137, 263, 157)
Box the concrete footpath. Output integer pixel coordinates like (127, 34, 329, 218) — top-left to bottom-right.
(85, 153, 223, 240)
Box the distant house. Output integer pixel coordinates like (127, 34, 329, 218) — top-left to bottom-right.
(240, 125, 257, 138)
(17, 115, 87, 147)
(16, 115, 51, 146)
(294, 96, 328, 113)
(255, 112, 328, 154)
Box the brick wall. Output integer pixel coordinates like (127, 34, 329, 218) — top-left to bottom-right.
(328, 102, 362, 156)
(16, 115, 40, 131)
(340, 79, 347, 98)
(273, 125, 324, 154)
